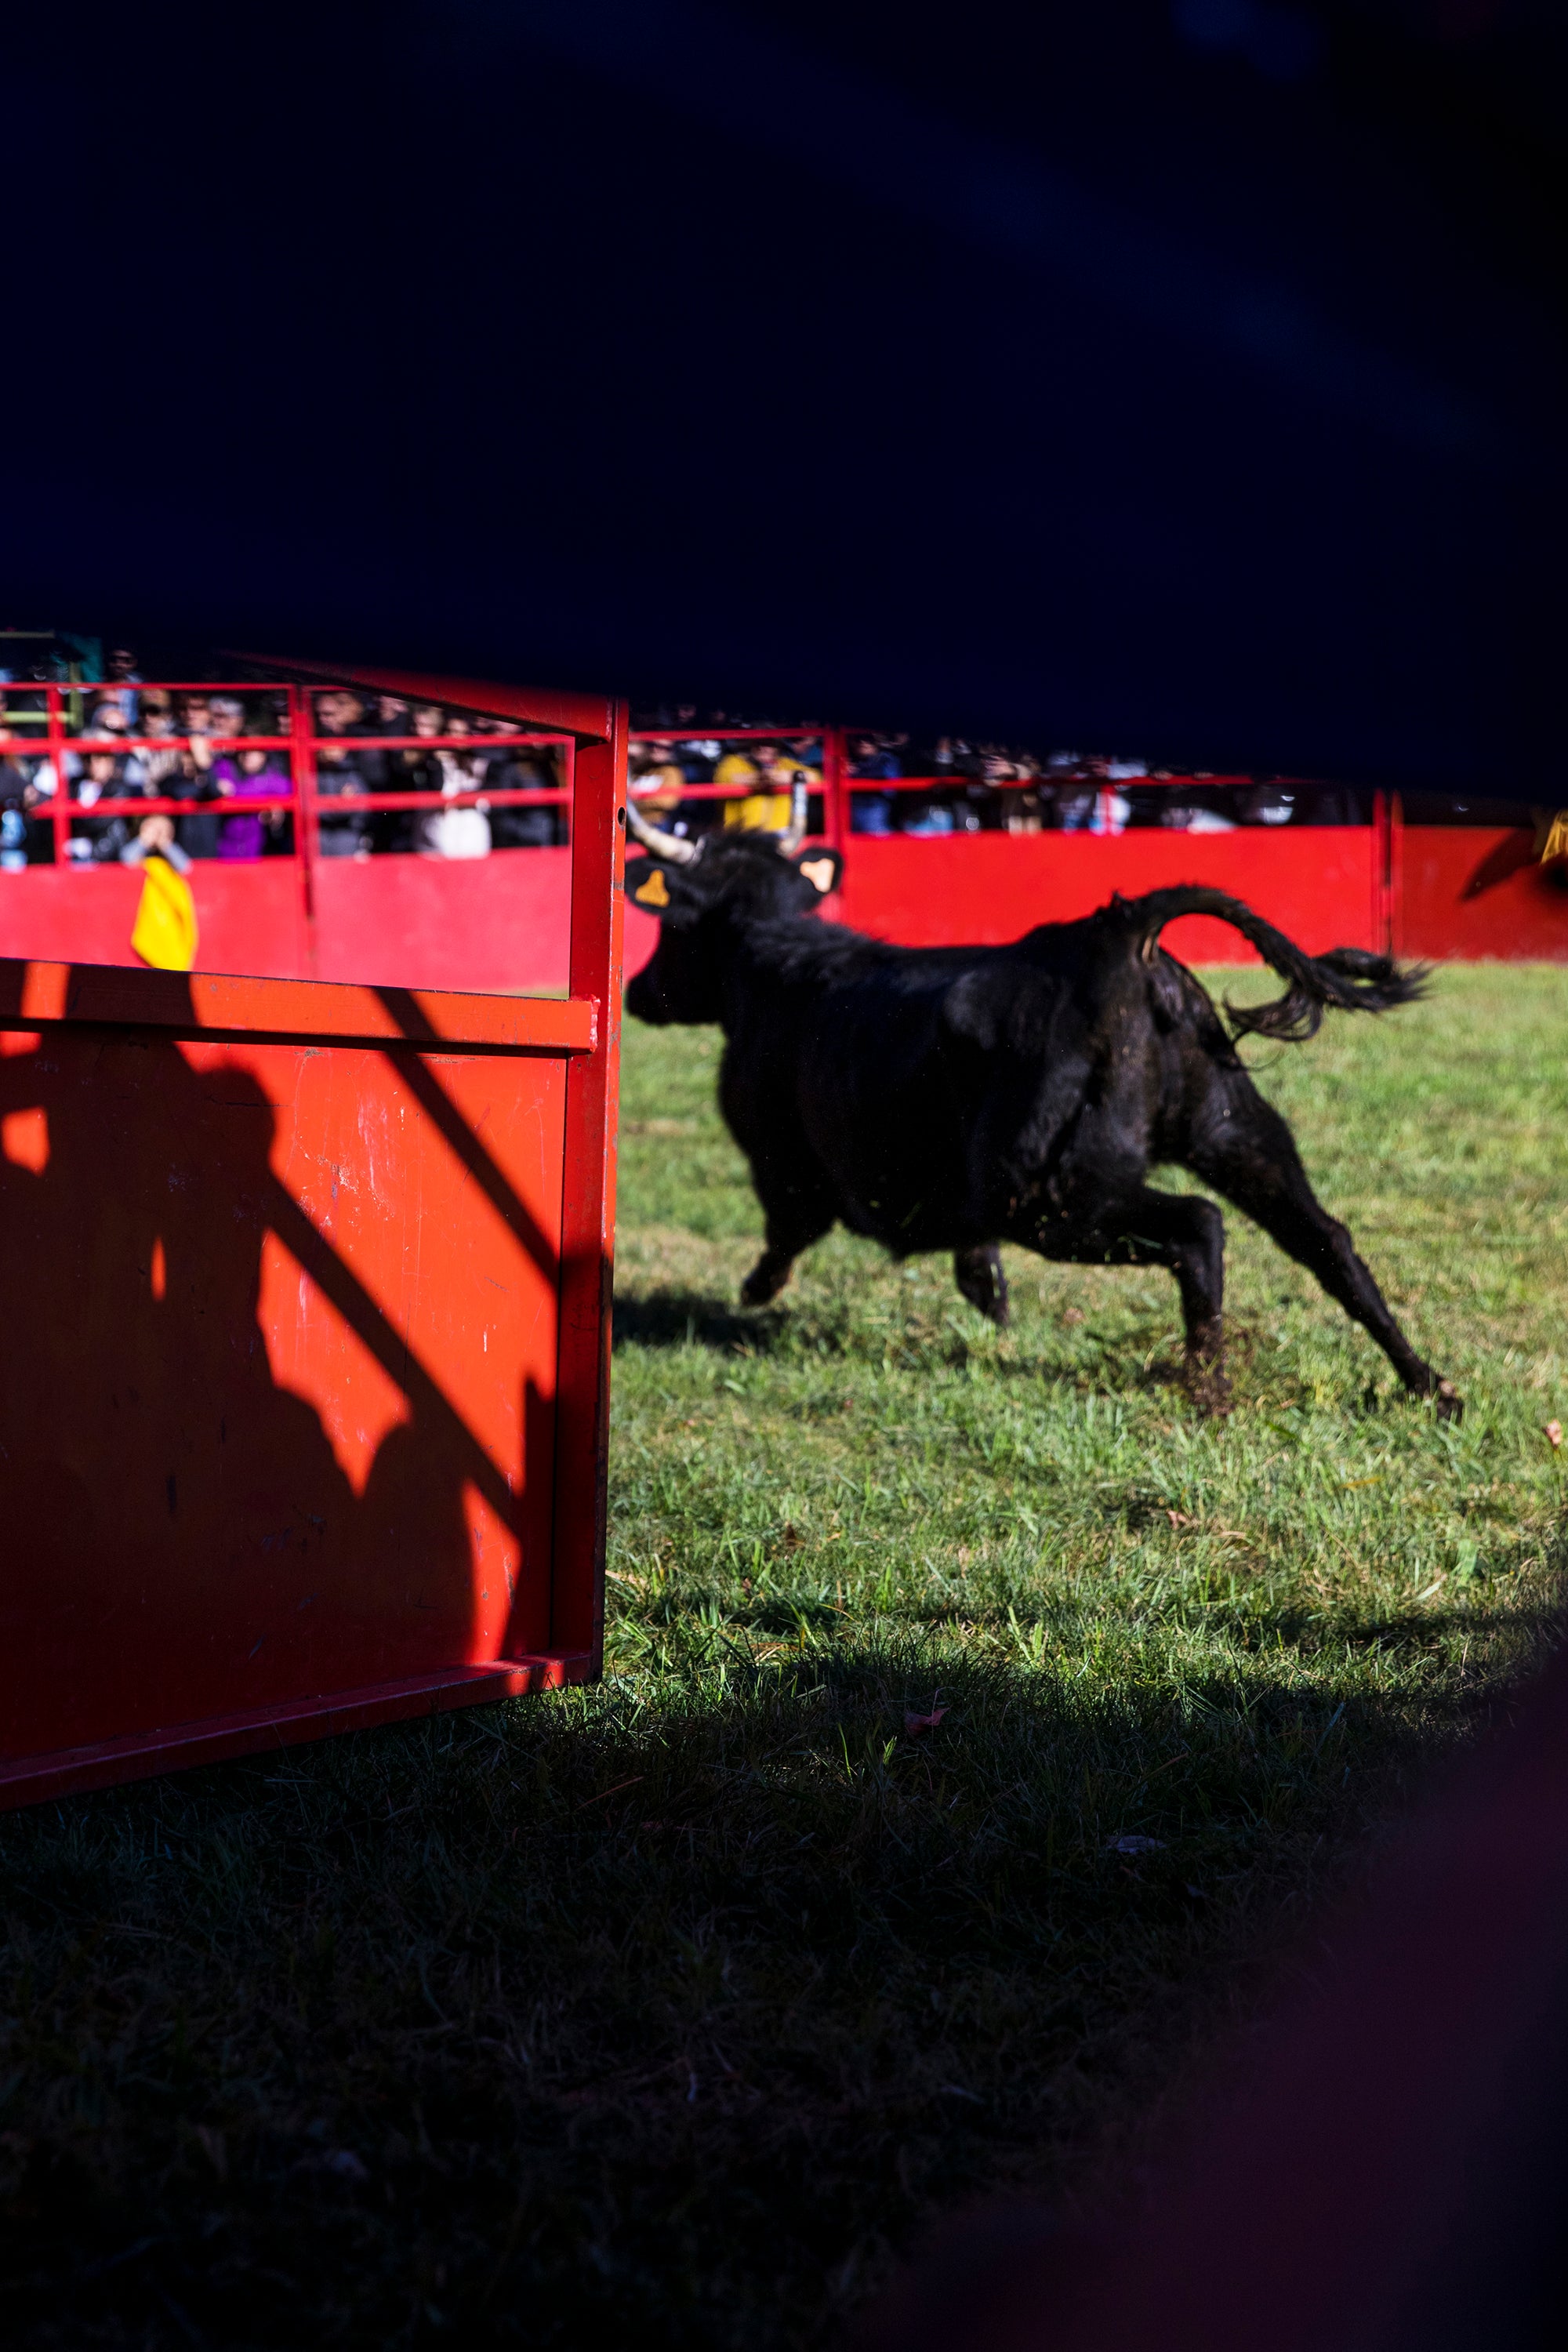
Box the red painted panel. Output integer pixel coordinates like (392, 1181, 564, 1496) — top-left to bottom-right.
(312, 850, 572, 992)
(0, 967, 575, 1789)
(3, 959, 594, 1054)
(622, 829, 1377, 978)
(834, 829, 1378, 965)
(0, 862, 307, 978)
(0, 855, 574, 994)
(1397, 827, 1568, 962)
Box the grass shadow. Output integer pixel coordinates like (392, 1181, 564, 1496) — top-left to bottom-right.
(3, 1617, 1560, 2352)
(613, 1286, 785, 1354)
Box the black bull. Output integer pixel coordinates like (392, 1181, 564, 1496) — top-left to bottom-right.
(623, 831, 1461, 1418)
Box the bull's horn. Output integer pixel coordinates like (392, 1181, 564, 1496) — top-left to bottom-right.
(626, 795, 699, 864)
(778, 775, 808, 857)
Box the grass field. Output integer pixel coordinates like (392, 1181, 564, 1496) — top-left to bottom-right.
(3, 964, 1566, 2349)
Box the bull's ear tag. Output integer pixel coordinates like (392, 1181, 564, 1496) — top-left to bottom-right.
(798, 855, 837, 895)
(633, 866, 671, 909)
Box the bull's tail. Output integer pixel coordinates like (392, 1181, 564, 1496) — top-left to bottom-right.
(1120, 886, 1430, 1042)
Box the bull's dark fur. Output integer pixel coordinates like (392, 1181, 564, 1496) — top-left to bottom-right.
(624, 835, 1459, 1417)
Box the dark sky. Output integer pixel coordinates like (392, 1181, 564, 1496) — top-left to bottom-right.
(5, 1, 1564, 788)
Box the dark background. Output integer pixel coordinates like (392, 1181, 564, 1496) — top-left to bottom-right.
(5, 1, 1564, 789)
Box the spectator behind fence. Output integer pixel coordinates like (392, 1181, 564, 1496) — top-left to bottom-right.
(629, 743, 689, 829)
(314, 689, 372, 858)
(1160, 779, 1237, 833)
(106, 644, 141, 725)
(1, 754, 31, 872)
(848, 732, 900, 837)
(380, 701, 446, 853)
(720, 740, 821, 833)
(162, 694, 222, 859)
(134, 692, 183, 795)
(69, 748, 140, 862)
(212, 709, 288, 862)
(483, 722, 564, 848)
(119, 812, 193, 874)
(411, 710, 490, 860)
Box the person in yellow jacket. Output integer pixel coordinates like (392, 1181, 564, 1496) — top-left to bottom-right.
(718, 742, 822, 833)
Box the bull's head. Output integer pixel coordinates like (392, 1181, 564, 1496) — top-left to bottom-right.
(622, 786, 842, 1025)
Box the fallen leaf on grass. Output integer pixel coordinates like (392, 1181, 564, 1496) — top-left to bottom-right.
(905, 1706, 948, 1737)
(1547, 1421, 1563, 1450)
(576, 1775, 645, 1809)
(1105, 1835, 1166, 1855)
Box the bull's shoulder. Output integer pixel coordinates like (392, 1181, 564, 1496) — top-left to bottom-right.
(746, 915, 891, 986)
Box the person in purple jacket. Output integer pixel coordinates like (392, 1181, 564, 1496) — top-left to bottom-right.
(212, 735, 288, 862)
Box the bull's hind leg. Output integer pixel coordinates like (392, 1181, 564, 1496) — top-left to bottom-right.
(1186, 1080, 1461, 1418)
(953, 1243, 1010, 1328)
(1091, 1187, 1230, 1410)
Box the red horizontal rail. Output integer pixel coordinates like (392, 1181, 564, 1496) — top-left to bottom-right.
(34, 789, 569, 818)
(630, 779, 822, 802)
(5, 960, 597, 1052)
(3, 732, 570, 754)
(630, 725, 825, 742)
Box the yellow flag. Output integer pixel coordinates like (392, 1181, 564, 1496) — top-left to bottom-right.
(130, 855, 199, 971)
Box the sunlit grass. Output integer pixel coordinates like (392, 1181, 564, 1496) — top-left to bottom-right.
(2, 964, 1564, 2348)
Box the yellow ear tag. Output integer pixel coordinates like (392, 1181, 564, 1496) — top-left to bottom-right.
(797, 856, 836, 895)
(634, 866, 671, 908)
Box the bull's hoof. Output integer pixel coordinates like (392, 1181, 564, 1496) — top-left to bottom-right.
(1184, 1356, 1232, 1417)
(1433, 1377, 1464, 1424)
(740, 1261, 786, 1308)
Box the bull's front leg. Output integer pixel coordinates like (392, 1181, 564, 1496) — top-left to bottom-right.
(953, 1243, 1010, 1328)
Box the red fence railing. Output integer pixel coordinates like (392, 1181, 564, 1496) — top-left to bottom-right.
(3, 682, 1563, 968)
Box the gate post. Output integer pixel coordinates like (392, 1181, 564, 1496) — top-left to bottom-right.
(1372, 790, 1393, 957)
(46, 685, 69, 868)
(823, 724, 848, 855)
(550, 697, 629, 1672)
(289, 684, 320, 975)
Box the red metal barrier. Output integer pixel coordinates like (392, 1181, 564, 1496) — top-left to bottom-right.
(830, 824, 1383, 966)
(1396, 822, 1568, 961)
(5, 689, 1566, 989)
(0, 678, 628, 1808)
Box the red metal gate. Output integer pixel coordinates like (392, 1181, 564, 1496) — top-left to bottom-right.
(0, 680, 627, 1807)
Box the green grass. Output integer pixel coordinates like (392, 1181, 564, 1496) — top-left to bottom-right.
(4, 965, 1566, 2349)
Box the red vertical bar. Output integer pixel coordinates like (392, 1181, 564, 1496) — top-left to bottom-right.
(290, 684, 319, 976)
(1388, 792, 1405, 961)
(823, 722, 848, 855)
(1371, 790, 1391, 956)
(547, 701, 628, 1671)
(46, 684, 69, 868)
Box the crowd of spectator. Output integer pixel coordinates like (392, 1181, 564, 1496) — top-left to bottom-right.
(0, 656, 564, 872)
(2, 641, 1377, 877)
(627, 713, 1367, 844)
